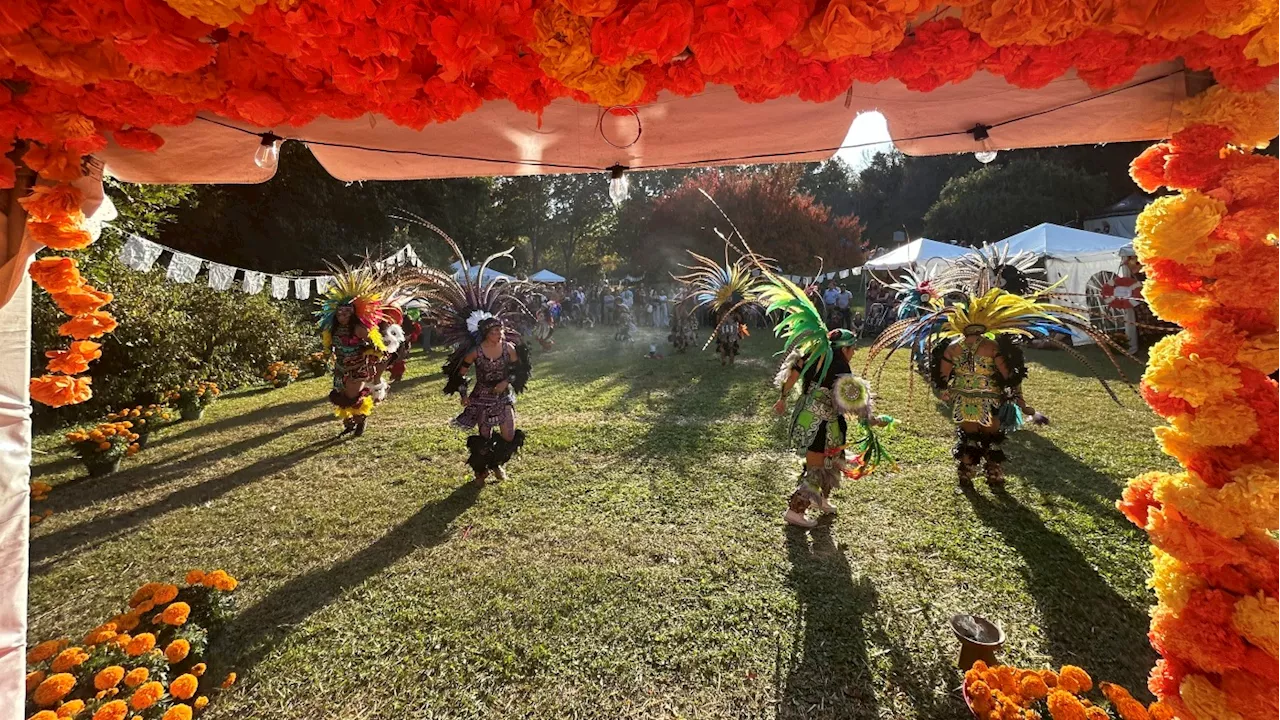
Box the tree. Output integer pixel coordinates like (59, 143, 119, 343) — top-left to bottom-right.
(922, 156, 1108, 246)
(797, 159, 857, 218)
(629, 166, 864, 276)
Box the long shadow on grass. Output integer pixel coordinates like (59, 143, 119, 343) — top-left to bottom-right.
(779, 525, 879, 720)
(31, 431, 337, 571)
(962, 487, 1155, 692)
(36, 414, 329, 518)
(146, 397, 326, 450)
(215, 480, 481, 674)
(1006, 432, 1137, 532)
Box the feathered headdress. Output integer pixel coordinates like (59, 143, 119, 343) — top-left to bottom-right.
(389, 211, 531, 350)
(876, 265, 956, 321)
(945, 245, 1049, 297)
(674, 247, 760, 324)
(867, 286, 1137, 403)
(315, 260, 401, 350)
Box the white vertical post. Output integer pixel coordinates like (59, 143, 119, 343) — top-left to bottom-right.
(0, 275, 31, 720)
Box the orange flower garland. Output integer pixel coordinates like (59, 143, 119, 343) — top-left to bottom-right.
(1118, 87, 1279, 720)
(20, 184, 115, 406)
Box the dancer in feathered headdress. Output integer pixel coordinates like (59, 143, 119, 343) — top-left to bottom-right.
(868, 283, 1135, 488)
(393, 213, 533, 484)
(876, 265, 956, 322)
(667, 294, 698, 353)
(316, 262, 399, 437)
(673, 249, 759, 367)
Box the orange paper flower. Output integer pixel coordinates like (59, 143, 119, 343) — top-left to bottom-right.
(58, 311, 118, 339)
(28, 257, 83, 293)
(50, 286, 112, 316)
(30, 374, 92, 407)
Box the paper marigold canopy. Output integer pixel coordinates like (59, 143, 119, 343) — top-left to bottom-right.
(0, 1, 1273, 184)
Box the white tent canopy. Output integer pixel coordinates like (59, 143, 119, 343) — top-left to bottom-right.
(529, 269, 566, 283)
(983, 223, 1131, 343)
(987, 223, 1133, 260)
(451, 260, 514, 284)
(863, 238, 972, 271)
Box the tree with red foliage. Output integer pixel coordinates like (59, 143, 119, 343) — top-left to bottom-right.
(633, 166, 865, 276)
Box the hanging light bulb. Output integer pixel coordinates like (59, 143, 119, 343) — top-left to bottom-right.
(254, 132, 282, 171)
(607, 164, 630, 206)
(968, 123, 997, 164)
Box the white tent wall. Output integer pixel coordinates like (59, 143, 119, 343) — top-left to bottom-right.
(1045, 250, 1124, 345)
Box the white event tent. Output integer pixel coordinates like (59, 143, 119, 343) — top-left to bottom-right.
(985, 223, 1132, 307)
(863, 238, 973, 271)
(529, 269, 567, 283)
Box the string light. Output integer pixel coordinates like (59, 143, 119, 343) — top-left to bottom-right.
(253, 132, 282, 171)
(184, 70, 1179, 175)
(607, 164, 630, 206)
(969, 124, 997, 164)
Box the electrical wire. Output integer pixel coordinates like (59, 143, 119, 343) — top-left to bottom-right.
(194, 69, 1186, 175)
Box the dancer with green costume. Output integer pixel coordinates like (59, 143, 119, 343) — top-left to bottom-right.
(762, 274, 897, 528)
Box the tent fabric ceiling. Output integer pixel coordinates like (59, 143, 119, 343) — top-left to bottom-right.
(95, 64, 1187, 185)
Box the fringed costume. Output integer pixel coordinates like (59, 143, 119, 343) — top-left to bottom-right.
(615, 304, 637, 342)
(673, 249, 760, 367)
(870, 282, 1135, 488)
(668, 298, 698, 353)
(316, 264, 399, 438)
(393, 213, 533, 483)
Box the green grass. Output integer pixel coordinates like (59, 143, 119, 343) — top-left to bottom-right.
(29, 327, 1175, 719)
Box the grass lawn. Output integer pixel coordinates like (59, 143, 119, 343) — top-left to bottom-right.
(29, 327, 1174, 719)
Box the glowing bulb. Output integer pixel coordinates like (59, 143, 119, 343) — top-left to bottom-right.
(974, 149, 998, 164)
(254, 134, 282, 171)
(607, 165, 630, 206)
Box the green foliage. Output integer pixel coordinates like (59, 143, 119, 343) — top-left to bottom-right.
(33, 183, 318, 428)
(923, 156, 1108, 245)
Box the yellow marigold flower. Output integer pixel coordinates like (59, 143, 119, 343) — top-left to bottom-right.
(1232, 592, 1279, 658)
(162, 706, 192, 720)
(169, 674, 198, 700)
(30, 711, 58, 720)
(83, 623, 119, 646)
(1180, 674, 1234, 720)
(125, 634, 155, 657)
(1171, 399, 1259, 447)
(27, 670, 46, 694)
(123, 668, 148, 688)
(190, 663, 206, 677)
(128, 681, 164, 711)
(55, 699, 85, 718)
(1177, 87, 1280, 149)
(1153, 466, 1278, 540)
(94, 666, 125, 691)
(50, 647, 88, 673)
(184, 570, 205, 585)
(161, 602, 191, 626)
(1143, 335, 1242, 408)
(193, 696, 208, 710)
(27, 640, 65, 664)
(152, 584, 179, 605)
(90, 699, 127, 720)
(34, 673, 76, 707)
(220, 672, 236, 689)
(1058, 666, 1093, 695)
(164, 639, 190, 664)
(1133, 192, 1228, 270)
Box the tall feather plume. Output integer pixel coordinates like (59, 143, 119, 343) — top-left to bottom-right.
(389, 209, 531, 350)
(692, 189, 842, 382)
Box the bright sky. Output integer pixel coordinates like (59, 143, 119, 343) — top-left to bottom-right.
(833, 111, 895, 171)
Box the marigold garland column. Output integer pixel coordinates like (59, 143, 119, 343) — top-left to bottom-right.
(1118, 86, 1279, 720)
